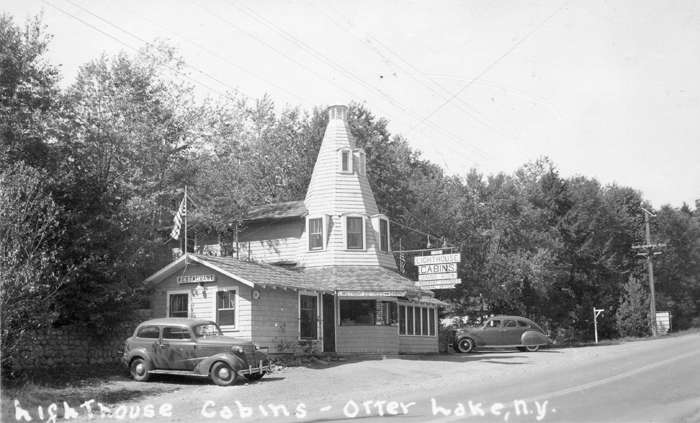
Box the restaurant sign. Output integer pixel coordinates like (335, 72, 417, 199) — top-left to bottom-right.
(415, 279, 460, 290)
(337, 290, 407, 297)
(177, 274, 215, 284)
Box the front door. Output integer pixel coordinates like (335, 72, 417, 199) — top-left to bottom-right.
(159, 326, 197, 370)
(322, 294, 336, 353)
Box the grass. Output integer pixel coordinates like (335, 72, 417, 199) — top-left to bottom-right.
(0, 364, 177, 421)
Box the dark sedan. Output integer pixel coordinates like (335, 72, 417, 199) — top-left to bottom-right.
(453, 316, 553, 353)
(121, 318, 272, 386)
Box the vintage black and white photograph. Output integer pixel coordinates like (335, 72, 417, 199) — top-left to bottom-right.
(2, 1, 699, 422)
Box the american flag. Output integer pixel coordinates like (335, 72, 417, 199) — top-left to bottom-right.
(170, 197, 187, 240)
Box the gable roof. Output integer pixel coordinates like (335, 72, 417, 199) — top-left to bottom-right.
(145, 254, 439, 299)
(146, 254, 332, 292)
(243, 200, 307, 222)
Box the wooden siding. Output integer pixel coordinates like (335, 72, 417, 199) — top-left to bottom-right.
(249, 287, 304, 353)
(335, 326, 399, 354)
(237, 219, 303, 263)
(152, 265, 253, 340)
(399, 335, 439, 354)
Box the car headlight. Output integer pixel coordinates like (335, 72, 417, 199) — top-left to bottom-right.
(253, 343, 260, 350)
(231, 346, 244, 354)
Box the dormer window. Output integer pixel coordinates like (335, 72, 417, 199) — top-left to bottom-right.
(307, 215, 328, 251)
(357, 150, 366, 176)
(345, 215, 365, 250)
(371, 214, 391, 253)
(380, 219, 388, 252)
(339, 149, 352, 173)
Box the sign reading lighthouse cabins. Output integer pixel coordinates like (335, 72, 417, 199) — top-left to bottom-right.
(414, 253, 461, 289)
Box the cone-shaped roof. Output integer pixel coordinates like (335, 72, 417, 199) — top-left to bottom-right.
(299, 104, 396, 269)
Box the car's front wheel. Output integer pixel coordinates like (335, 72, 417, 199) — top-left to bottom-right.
(130, 358, 151, 382)
(211, 362, 238, 386)
(526, 345, 540, 352)
(454, 337, 475, 353)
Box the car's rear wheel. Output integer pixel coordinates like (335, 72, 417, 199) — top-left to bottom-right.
(454, 337, 475, 353)
(211, 362, 238, 386)
(525, 345, 540, 352)
(130, 358, 151, 382)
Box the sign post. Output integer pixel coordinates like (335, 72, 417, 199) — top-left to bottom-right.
(593, 307, 604, 343)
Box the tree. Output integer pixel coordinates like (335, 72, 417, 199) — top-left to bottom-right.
(0, 163, 66, 374)
(0, 13, 61, 171)
(615, 276, 651, 337)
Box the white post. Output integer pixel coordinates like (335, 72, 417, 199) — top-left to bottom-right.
(593, 308, 604, 343)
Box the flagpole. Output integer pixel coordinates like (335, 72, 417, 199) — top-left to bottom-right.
(184, 185, 188, 254)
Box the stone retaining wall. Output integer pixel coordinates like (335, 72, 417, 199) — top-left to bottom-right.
(14, 310, 153, 372)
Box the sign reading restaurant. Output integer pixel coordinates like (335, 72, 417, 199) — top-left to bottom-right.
(177, 274, 216, 284)
(412, 252, 462, 289)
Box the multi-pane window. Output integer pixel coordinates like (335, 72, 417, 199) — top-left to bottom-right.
(169, 294, 188, 318)
(380, 219, 389, 252)
(216, 290, 236, 327)
(398, 305, 436, 337)
(347, 217, 363, 249)
(300, 295, 318, 340)
(309, 218, 323, 250)
(339, 300, 397, 326)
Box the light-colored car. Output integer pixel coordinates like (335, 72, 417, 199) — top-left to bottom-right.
(453, 316, 553, 353)
(121, 318, 272, 386)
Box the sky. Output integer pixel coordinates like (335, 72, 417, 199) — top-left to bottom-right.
(5, 0, 700, 209)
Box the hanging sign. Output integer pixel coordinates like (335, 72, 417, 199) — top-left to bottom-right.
(177, 274, 215, 284)
(414, 253, 461, 265)
(419, 263, 457, 274)
(415, 279, 461, 287)
(419, 272, 458, 281)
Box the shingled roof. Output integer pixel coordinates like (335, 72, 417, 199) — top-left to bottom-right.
(303, 266, 420, 295)
(243, 200, 307, 222)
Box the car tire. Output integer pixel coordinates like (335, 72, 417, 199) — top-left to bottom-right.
(211, 362, 238, 386)
(525, 345, 540, 352)
(130, 358, 151, 382)
(454, 337, 475, 353)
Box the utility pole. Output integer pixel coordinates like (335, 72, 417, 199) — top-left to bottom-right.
(631, 208, 666, 336)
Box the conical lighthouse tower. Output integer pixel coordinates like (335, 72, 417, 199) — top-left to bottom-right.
(298, 104, 397, 269)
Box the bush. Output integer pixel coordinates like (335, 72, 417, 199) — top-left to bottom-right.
(615, 276, 651, 337)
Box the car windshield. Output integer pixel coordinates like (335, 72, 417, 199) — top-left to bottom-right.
(193, 323, 223, 337)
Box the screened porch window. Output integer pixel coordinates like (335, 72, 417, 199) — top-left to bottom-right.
(169, 294, 188, 318)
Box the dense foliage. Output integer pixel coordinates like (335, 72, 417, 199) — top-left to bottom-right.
(2, 15, 699, 374)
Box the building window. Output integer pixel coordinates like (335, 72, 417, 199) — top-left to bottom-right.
(357, 151, 366, 175)
(399, 305, 436, 337)
(340, 300, 375, 325)
(346, 216, 364, 249)
(216, 289, 236, 327)
(169, 293, 188, 318)
(380, 219, 389, 252)
(309, 218, 323, 250)
(340, 150, 352, 173)
(300, 294, 318, 340)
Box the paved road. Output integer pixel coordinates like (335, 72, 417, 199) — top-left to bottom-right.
(259, 334, 700, 422)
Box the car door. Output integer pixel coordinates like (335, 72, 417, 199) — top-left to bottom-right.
(501, 319, 525, 345)
(480, 319, 502, 345)
(159, 326, 197, 370)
